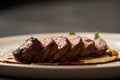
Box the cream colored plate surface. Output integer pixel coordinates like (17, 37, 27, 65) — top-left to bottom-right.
(0, 32, 120, 79)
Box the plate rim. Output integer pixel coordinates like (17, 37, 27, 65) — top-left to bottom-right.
(0, 32, 120, 69)
(0, 32, 120, 39)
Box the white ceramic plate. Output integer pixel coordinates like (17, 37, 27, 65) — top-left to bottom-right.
(0, 32, 120, 79)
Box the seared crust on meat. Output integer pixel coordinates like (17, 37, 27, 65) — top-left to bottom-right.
(12, 37, 43, 64)
(50, 36, 71, 62)
(94, 38, 108, 56)
(79, 37, 96, 57)
(37, 38, 55, 62)
(60, 35, 83, 62)
(45, 41, 58, 61)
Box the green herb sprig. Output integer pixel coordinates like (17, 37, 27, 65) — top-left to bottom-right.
(69, 32, 76, 35)
(94, 32, 100, 40)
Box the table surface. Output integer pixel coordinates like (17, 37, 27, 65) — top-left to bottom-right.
(0, 0, 120, 79)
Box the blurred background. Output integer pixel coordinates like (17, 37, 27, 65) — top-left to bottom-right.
(0, 0, 119, 37)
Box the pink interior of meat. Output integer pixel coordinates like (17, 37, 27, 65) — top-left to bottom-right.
(68, 35, 80, 46)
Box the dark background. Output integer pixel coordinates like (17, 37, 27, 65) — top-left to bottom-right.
(0, 0, 119, 37)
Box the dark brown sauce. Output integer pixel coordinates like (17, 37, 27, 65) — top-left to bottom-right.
(0, 49, 119, 65)
(1, 58, 120, 66)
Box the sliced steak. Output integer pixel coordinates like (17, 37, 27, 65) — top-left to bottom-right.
(45, 40, 58, 61)
(12, 37, 43, 64)
(50, 36, 71, 62)
(60, 35, 84, 62)
(79, 37, 96, 57)
(38, 38, 55, 62)
(94, 38, 108, 56)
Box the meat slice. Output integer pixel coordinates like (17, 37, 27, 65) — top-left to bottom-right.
(60, 35, 84, 62)
(79, 37, 96, 57)
(12, 37, 43, 64)
(38, 38, 55, 62)
(50, 36, 71, 62)
(45, 40, 58, 61)
(94, 38, 108, 56)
